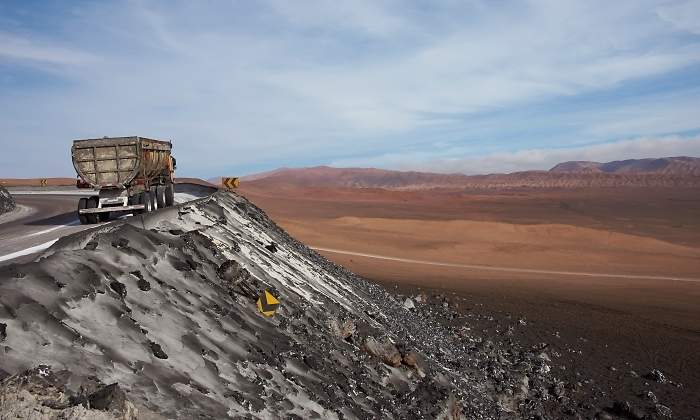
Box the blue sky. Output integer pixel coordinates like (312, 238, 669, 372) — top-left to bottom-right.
(1, 0, 700, 177)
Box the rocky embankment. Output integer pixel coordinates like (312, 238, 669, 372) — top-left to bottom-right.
(0, 185, 15, 214)
(0, 192, 685, 419)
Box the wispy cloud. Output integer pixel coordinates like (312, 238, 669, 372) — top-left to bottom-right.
(0, 1, 699, 177)
(331, 135, 700, 174)
(657, 0, 700, 35)
(0, 32, 94, 65)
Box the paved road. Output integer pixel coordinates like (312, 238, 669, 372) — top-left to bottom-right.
(0, 185, 215, 265)
(312, 246, 700, 283)
(0, 194, 89, 265)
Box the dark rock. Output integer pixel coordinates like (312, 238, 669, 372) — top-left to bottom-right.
(640, 390, 658, 403)
(0, 323, 6, 342)
(84, 241, 98, 250)
(111, 237, 129, 248)
(655, 404, 672, 418)
(216, 260, 258, 298)
(645, 369, 668, 384)
(265, 242, 278, 253)
(149, 341, 169, 359)
(551, 381, 566, 398)
(169, 255, 193, 271)
(137, 279, 151, 291)
(109, 280, 127, 298)
(87, 383, 127, 411)
(609, 400, 645, 420)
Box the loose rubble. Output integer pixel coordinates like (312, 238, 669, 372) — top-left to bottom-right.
(0, 185, 15, 214)
(0, 365, 144, 420)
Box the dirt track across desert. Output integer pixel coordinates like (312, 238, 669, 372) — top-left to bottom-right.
(312, 246, 700, 283)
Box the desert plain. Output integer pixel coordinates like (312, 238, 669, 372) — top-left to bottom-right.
(239, 182, 700, 416)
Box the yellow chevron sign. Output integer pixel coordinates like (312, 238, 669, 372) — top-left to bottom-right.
(257, 289, 280, 317)
(40, 179, 47, 187)
(222, 177, 240, 190)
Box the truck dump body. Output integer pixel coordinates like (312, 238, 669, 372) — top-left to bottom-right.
(72, 136, 172, 189)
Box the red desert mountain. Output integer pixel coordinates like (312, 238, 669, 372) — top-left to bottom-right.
(550, 157, 700, 175)
(239, 157, 700, 190)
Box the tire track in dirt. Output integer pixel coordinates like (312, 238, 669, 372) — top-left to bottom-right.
(312, 246, 700, 283)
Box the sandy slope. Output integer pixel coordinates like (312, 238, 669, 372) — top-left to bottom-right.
(282, 217, 700, 279)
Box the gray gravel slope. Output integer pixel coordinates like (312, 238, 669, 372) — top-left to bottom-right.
(0, 185, 15, 215)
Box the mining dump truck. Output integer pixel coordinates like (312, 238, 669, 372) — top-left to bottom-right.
(72, 136, 177, 224)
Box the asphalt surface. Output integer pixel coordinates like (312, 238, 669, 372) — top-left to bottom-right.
(0, 194, 92, 265)
(0, 184, 218, 266)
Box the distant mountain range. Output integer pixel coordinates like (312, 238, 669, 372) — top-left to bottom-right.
(235, 157, 700, 190)
(550, 157, 700, 175)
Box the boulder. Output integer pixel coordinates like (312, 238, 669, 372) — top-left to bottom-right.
(0, 365, 138, 420)
(328, 317, 356, 341)
(403, 298, 416, 310)
(363, 337, 402, 367)
(645, 369, 668, 384)
(402, 350, 426, 378)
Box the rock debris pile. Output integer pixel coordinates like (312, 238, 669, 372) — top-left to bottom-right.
(0, 185, 15, 215)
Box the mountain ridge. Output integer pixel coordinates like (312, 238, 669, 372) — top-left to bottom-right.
(238, 157, 700, 190)
(550, 156, 700, 175)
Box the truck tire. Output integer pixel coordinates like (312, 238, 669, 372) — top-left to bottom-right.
(78, 198, 88, 225)
(155, 185, 166, 209)
(164, 183, 175, 207)
(149, 191, 157, 211)
(141, 191, 153, 213)
(86, 196, 99, 224)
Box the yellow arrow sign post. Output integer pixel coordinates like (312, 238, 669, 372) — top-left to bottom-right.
(222, 177, 240, 190)
(40, 179, 47, 187)
(257, 289, 280, 317)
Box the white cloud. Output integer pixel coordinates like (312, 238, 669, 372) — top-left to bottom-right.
(334, 135, 700, 174)
(0, 33, 94, 65)
(1, 1, 700, 177)
(657, 0, 700, 35)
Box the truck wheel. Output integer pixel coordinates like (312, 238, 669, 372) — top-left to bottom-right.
(165, 183, 175, 207)
(86, 196, 99, 224)
(98, 211, 111, 222)
(78, 198, 88, 225)
(155, 185, 166, 209)
(141, 191, 153, 213)
(149, 187, 157, 210)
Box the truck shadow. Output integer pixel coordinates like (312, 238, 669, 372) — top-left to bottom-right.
(25, 211, 77, 226)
